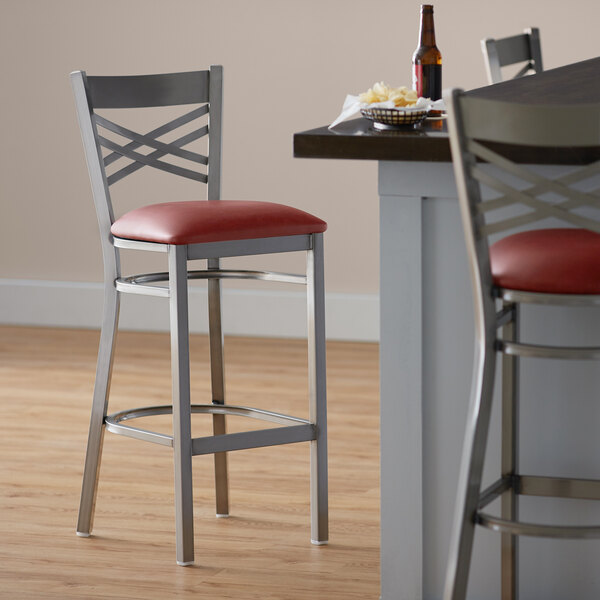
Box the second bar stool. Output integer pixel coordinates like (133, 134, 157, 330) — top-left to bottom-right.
(481, 27, 543, 84)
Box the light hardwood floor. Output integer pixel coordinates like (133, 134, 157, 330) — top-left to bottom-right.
(0, 326, 379, 599)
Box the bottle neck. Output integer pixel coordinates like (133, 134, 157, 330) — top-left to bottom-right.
(418, 6, 437, 47)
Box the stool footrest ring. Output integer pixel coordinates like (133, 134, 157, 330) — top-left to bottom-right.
(476, 511, 600, 539)
(104, 404, 315, 454)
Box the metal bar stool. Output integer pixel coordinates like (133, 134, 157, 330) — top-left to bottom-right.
(481, 28, 543, 84)
(443, 88, 600, 599)
(71, 65, 328, 566)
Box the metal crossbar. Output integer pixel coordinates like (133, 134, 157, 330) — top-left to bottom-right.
(102, 105, 208, 166)
(99, 135, 208, 183)
(477, 160, 600, 214)
(94, 105, 209, 185)
(467, 140, 600, 236)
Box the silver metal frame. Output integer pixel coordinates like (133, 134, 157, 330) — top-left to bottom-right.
(443, 88, 600, 600)
(71, 66, 328, 565)
(481, 27, 543, 85)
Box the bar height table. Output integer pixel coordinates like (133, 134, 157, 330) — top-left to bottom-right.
(294, 58, 600, 600)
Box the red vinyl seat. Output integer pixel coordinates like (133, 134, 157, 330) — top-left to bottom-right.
(111, 200, 327, 245)
(490, 228, 600, 295)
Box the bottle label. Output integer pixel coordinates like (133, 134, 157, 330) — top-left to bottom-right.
(413, 64, 442, 100)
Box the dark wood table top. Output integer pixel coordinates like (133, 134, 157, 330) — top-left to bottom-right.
(293, 56, 600, 164)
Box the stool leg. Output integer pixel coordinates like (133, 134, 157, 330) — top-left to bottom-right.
(77, 283, 120, 536)
(307, 233, 328, 544)
(207, 257, 229, 517)
(444, 328, 497, 600)
(501, 303, 519, 600)
(169, 245, 194, 566)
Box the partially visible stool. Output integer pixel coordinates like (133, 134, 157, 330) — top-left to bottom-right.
(481, 27, 543, 84)
(443, 88, 600, 600)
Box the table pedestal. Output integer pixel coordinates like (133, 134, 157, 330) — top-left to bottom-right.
(378, 160, 600, 600)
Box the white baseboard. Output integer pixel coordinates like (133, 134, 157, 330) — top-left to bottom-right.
(0, 279, 379, 342)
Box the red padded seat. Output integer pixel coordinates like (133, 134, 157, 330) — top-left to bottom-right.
(490, 228, 600, 294)
(111, 200, 327, 245)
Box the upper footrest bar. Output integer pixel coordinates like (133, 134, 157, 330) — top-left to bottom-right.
(497, 287, 600, 306)
(115, 268, 307, 297)
(519, 475, 600, 501)
(499, 340, 600, 359)
(192, 269, 306, 284)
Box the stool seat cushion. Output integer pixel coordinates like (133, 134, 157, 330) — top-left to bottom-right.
(111, 200, 327, 245)
(490, 228, 600, 294)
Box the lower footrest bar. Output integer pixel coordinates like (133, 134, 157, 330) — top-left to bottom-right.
(477, 512, 600, 539)
(192, 423, 316, 455)
(104, 404, 313, 450)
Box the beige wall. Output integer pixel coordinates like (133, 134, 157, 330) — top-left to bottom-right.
(2, 0, 599, 294)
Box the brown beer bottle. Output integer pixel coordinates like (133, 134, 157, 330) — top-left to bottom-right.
(412, 4, 442, 100)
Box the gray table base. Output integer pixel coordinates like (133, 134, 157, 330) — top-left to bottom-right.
(378, 160, 600, 600)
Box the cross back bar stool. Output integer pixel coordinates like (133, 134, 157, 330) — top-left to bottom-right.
(481, 27, 543, 84)
(71, 65, 328, 566)
(444, 89, 600, 599)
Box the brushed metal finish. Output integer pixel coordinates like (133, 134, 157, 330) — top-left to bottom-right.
(186, 234, 312, 260)
(192, 424, 316, 455)
(498, 288, 600, 306)
(207, 257, 229, 517)
(478, 477, 512, 509)
(477, 514, 600, 539)
(501, 302, 519, 600)
(519, 475, 600, 501)
(307, 233, 328, 544)
(76, 282, 120, 536)
(107, 403, 310, 425)
(169, 245, 195, 566)
(499, 340, 600, 360)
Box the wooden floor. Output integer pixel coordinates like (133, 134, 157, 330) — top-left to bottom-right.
(0, 326, 379, 599)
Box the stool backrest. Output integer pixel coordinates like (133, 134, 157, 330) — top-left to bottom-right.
(70, 67, 223, 258)
(481, 28, 543, 84)
(445, 88, 600, 313)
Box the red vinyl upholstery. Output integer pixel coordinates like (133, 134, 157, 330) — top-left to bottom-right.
(111, 200, 327, 245)
(490, 228, 600, 294)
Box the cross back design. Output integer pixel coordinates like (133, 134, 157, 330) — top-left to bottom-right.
(94, 104, 210, 186)
(466, 139, 600, 238)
